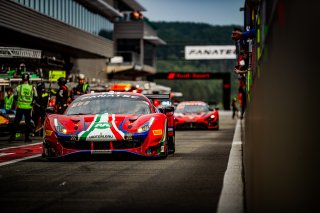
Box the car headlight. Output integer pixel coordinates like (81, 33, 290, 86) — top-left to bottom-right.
(54, 118, 67, 134)
(206, 114, 215, 121)
(137, 117, 155, 133)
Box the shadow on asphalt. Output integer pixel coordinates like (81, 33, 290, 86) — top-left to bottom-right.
(36, 152, 168, 162)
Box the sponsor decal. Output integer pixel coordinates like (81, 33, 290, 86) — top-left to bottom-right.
(185, 45, 236, 60)
(88, 134, 114, 139)
(94, 122, 111, 129)
(153, 129, 163, 136)
(80, 93, 140, 101)
(167, 72, 212, 79)
(45, 130, 53, 136)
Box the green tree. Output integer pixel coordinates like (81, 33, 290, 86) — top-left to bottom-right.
(150, 21, 242, 107)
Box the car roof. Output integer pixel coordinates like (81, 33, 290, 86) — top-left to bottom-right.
(81, 91, 146, 97)
(76, 91, 149, 102)
(178, 101, 207, 105)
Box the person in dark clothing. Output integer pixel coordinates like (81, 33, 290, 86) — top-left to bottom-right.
(232, 28, 256, 41)
(8, 73, 38, 142)
(234, 50, 249, 119)
(71, 73, 90, 100)
(52, 77, 69, 114)
(231, 26, 254, 120)
(232, 27, 248, 58)
(32, 82, 49, 134)
(231, 97, 239, 119)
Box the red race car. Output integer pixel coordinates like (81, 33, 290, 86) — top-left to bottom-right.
(145, 94, 175, 154)
(174, 101, 219, 130)
(43, 92, 175, 160)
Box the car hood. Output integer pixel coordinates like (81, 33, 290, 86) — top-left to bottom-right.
(174, 112, 209, 120)
(50, 113, 152, 141)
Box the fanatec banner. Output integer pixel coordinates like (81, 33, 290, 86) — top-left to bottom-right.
(185, 45, 236, 60)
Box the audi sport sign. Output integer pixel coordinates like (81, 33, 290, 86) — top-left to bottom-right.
(185, 45, 236, 60)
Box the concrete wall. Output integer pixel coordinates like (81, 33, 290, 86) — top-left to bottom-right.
(244, 1, 319, 212)
(73, 59, 108, 83)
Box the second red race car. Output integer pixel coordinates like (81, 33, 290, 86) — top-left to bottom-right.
(43, 92, 175, 160)
(174, 101, 219, 130)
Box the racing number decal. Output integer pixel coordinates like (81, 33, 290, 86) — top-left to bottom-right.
(94, 123, 111, 129)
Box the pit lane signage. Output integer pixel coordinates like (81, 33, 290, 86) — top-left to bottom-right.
(167, 72, 212, 79)
(0, 47, 42, 59)
(150, 72, 227, 80)
(185, 45, 236, 60)
(49, 70, 66, 81)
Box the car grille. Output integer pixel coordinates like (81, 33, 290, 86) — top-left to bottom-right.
(60, 140, 91, 150)
(60, 139, 143, 150)
(176, 122, 207, 129)
(93, 142, 111, 150)
(112, 140, 143, 149)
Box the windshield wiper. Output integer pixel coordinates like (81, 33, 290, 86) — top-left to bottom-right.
(67, 113, 86, 115)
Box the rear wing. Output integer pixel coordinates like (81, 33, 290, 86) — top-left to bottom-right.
(144, 94, 171, 100)
(144, 94, 174, 113)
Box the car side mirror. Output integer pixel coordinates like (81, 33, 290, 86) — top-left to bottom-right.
(158, 107, 164, 113)
(158, 105, 174, 114)
(164, 106, 174, 113)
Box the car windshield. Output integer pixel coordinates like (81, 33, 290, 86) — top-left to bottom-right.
(175, 104, 209, 113)
(65, 95, 151, 115)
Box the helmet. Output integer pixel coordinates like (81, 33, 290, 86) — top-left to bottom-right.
(37, 82, 45, 91)
(57, 77, 67, 86)
(22, 73, 30, 81)
(78, 73, 85, 80)
(5, 86, 13, 93)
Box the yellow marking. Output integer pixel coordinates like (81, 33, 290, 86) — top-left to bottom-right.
(153, 129, 163, 136)
(45, 130, 53, 136)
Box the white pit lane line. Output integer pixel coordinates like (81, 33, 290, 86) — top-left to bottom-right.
(0, 142, 42, 167)
(216, 119, 244, 213)
(0, 154, 42, 167)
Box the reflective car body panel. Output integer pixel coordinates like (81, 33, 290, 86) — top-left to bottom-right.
(0, 108, 33, 135)
(174, 101, 219, 130)
(0, 109, 15, 133)
(43, 92, 174, 159)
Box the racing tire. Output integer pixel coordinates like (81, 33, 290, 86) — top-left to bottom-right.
(160, 139, 169, 159)
(160, 124, 169, 159)
(213, 125, 219, 130)
(161, 120, 169, 159)
(168, 136, 175, 154)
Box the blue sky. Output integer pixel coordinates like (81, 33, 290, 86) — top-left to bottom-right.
(135, 0, 244, 26)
